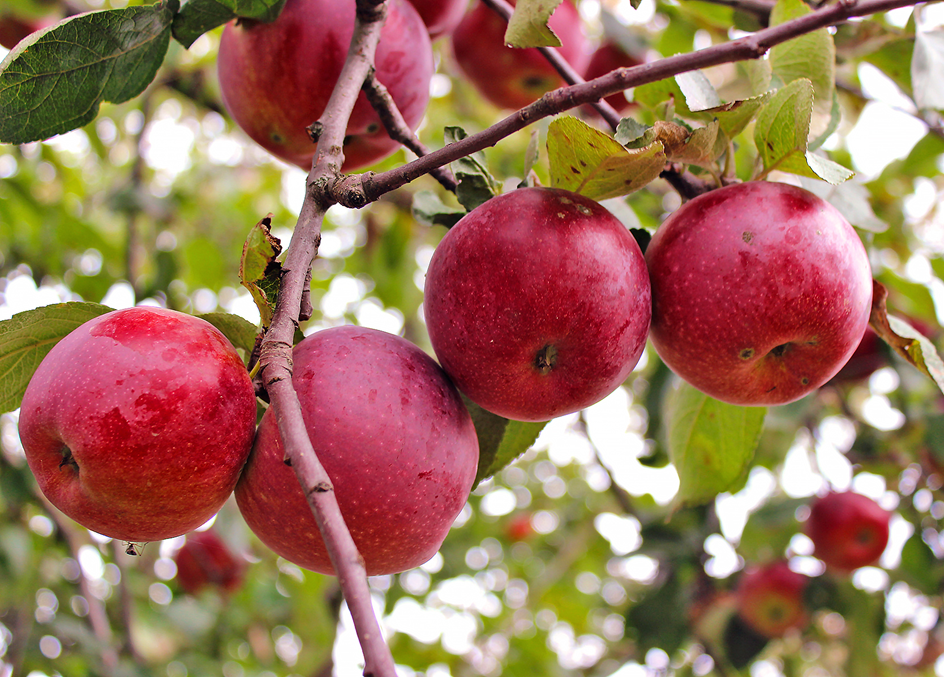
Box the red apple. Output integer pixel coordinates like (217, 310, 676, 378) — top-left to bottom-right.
(806, 491, 890, 572)
(407, 0, 467, 40)
(646, 181, 873, 406)
(234, 326, 479, 576)
(0, 12, 57, 50)
(735, 561, 809, 639)
(505, 512, 534, 542)
(217, 0, 434, 171)
(18, 307, 257, 543)
(174, 529, 245, 595)
(582, 41, 642, 115)
(423, 187, 651, 422)
(451, 0, 590, 110)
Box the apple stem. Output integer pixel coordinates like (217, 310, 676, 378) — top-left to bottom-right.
(255, 1, 398, 675)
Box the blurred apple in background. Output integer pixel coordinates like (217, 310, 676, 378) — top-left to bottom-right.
(735, 560, 810, 639)
(174, 529, 245, 596)
(806, 491, 890, 572)
(407, 0, 468, 39)
(451, 0, 590, 110)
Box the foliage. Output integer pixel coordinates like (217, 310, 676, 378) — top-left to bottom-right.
(1, 0, 944, 675)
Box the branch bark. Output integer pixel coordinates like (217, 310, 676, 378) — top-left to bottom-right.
(255, 1, 396, 675)
(327, 0, 927, 208)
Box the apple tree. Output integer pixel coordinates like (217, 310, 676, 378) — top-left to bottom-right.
(1, 0, 944, 675)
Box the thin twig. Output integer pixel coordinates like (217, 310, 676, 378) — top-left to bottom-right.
(256, 0, 397, 675)
(361, 70, 458, 192)
(327, 0, 930, 208)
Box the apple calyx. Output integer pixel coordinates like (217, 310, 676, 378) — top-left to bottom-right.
(58, 448, 78, 472)
(534, 345, 558, 375)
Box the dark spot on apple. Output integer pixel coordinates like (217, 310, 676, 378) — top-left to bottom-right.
(742, 231, 754, 243)
(365, 123, 380, 135)
(740, 348, 755, 360)
(523, 75, 553, 89)
(800, 377, 809, 385)
(770, 344, 789, 358)
(270, 132, 285, 144)
(534, 345, 558, 375)
(418, 470, 434, 480)
(58, 447, 79, 473)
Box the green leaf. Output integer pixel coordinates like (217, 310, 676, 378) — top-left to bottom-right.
(753, 79, 853, 184)
(634, 76, 701, 118)
(445, 126, 501, 212)
(0, 3, 175, 145)
(667, 381, 766, 506)
(675, 70, 722, 111)
(239, 215, 283, 329)
(411, 191, 465, 228)
(465, 396, 547, 488)
(0, 302, 113, 415)
(703, 91, 773, 139)
(172, 0, 286, 48)
(547, 116, 666, 200)
(769, 0, 835, 120)
(198, 312, 259, 358)
(504, 0, 563, 48)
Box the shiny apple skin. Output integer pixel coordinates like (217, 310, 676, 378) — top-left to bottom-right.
(18, 307, 257, 543)
(217, 0, 433, 171)
(806, 491, 890, 572)
(646, 181, 873, 406)
(235, 326, 479, 576)
(451, 0, 590, 110)
(736, 561, 809, 639)
(407, 0, 468, 39)
(424, 187, 651, 422)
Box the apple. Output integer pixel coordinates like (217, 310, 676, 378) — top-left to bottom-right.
(18, 307, 257, 544)
(735, 561, 809, 639)
(217, 0, 434, 171)
(805, 491, 890, 572)
(0, 12, 57, 50)
(174, 529, 245, 595)
(646, 181, 873, 406)
(450, 0, 591, 110)
(234, 326, 479, 576)
(407, 0, 468, 40)
(423, 187, 651, 422)
(505, 512, 534, 542)
(582, 41, 642, 115)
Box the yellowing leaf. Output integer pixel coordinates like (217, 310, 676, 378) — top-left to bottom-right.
(505, 0, 564, 48)
(547, 116, 665, 200)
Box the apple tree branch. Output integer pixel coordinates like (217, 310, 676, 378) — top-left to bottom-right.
(326, 0, 929, 209)
(255, 0, 397, 675)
